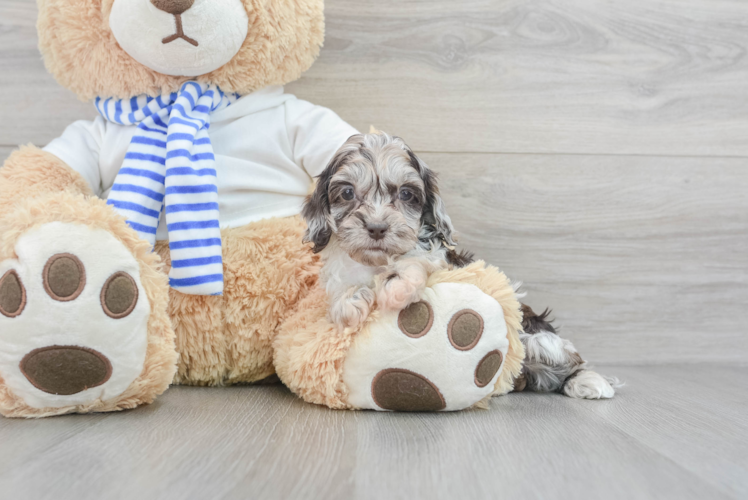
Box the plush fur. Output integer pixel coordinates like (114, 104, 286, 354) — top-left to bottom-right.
(0, 146, 92, 214)
(0, 192, 176, 418)
(274, 286, 354, 409)
(154, 216, 321, 386)
(37, 0, 324, 99)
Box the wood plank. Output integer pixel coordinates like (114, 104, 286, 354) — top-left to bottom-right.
(295, 0, 748, 156)
(0, 370, 740, 500)
(2, 1, 748, 156)
(424, 152, 748, 363)
(0, 3, 96, 148)
(574, 365, 748, 499)
(0, 387, 357, 500)
(0, 1, 36, 27)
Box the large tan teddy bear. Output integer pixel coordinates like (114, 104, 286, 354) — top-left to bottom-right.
(0, 0, 526, 417)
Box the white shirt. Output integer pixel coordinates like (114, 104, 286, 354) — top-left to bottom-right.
(44, 86, 357, 240)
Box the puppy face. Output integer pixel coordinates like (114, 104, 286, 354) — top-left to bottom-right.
(303, 133, 455, 266)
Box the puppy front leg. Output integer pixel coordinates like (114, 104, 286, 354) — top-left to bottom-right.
(376, 258, 443, 311)
(328, 286, 376, 330)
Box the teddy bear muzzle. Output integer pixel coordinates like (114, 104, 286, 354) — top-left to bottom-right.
(109, 0, 249, 76)
(20, 346, 113, 396)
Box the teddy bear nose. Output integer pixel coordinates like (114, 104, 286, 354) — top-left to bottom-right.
(151, 0, 195, 16)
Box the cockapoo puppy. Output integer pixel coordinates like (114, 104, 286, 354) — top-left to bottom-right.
(302, 133, 620, 399)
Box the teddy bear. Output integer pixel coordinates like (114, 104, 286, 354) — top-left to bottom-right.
(0, 0, 529, 418)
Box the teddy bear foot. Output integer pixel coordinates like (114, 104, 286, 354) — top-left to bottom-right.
(0, 222, 152, 413)
(342, 282, 511, 411)
(275, 262, 523, 412)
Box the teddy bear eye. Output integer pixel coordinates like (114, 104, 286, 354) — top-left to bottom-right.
(399, 189, 414, 202)
(342, 188, 355, 201)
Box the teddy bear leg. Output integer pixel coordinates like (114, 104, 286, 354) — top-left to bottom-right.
(160, 216, 321, 386)
(343, 282, 518, 411)
(151, 246, 227, 386)
(0, 193, 176, 418)
(275, 262, 525, 411)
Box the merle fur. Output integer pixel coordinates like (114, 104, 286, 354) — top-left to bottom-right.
(520, 304, 557, 335)
(301, 149, 353, 253)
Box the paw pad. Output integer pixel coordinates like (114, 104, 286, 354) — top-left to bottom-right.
(397, 301, 434, 338)
(0, 270, 26, 318)
(475, 350, 503, 387)
(371, 368, 446, 411)
(20, 346, 112, 396)
(43, 253, 86, 302)
(101, 272, 139, 319)
(448, 309, 484, 351)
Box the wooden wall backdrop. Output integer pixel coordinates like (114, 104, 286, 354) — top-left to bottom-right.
(1, 0, 746, 363)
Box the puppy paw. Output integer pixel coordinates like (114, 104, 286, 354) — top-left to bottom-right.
(342, 283, 510, 411)
(376, 262, 428, 311)
(329, 286, 376, 330)
(0, 222, 151, 411)
(563, 370, 620, 399)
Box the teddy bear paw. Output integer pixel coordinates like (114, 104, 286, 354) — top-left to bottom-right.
(0, 222, 150, 410)
(342, 282, 509, 411)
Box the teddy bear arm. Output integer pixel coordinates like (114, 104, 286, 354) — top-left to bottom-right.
(0, 145, 93, 216)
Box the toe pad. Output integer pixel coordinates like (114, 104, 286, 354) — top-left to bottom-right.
(0, 270, 26, 318)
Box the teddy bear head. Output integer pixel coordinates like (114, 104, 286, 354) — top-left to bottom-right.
(37, 0, 325, 100)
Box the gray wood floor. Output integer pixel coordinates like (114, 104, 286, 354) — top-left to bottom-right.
(0, 365, 745, 500)
(1, 1, 747, 499)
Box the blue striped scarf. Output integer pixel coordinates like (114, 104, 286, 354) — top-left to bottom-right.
(95, 82, 239, 296)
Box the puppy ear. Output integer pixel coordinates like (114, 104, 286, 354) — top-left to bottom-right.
(302, 145, 354, 253)
(302, 169, 334, 253)
(406, 149, 457, 246)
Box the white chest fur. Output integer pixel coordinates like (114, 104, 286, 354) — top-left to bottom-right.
(319, 241, 381, 297)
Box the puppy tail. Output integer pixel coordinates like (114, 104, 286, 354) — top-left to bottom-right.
(562, 369, 624, 400)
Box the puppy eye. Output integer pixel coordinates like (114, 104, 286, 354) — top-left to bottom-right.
(399, 189, 414, 202)
(342, 188, 355, 201)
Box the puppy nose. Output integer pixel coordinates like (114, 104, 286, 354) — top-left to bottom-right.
(366, 222, 389, 241)
(151, 0, 195, 15)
